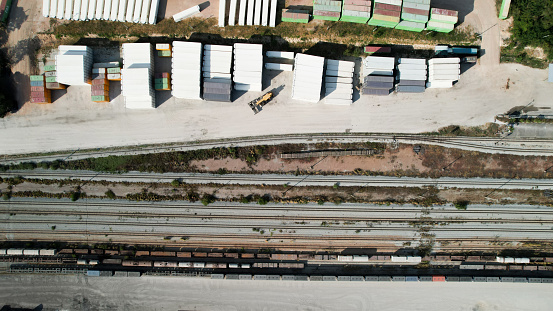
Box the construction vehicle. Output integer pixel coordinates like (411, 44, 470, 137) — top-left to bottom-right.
(248, 91, 273, 114)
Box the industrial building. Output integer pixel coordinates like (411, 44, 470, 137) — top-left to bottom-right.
(42, 0, 160, 24)
(121, 43, 155, 109)
(291, 53, 325, 103)
(171, 41, 202, 100)
(324, 59, 354, 105)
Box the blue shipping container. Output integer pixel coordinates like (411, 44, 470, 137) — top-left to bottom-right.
(87, 270, 100, 277)
(451, 47, 478, 55)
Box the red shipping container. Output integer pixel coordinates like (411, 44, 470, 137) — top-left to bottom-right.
(432, 8, 458, 17)
(432, 275, 446, 282)
(364, 46, 391, 53)
(31, 91, 46, 97)
(313, 10, 340, 17)
(403, 7, 429, 16)
(375, 3, 401, 12)
(92, 84, 108, 91)
(374, 8, 401, 17)
(31, 86, 45, 92)
(344, 5, 370, 12)
(92, 79, 108, 85)
(344, 0, 371, 5)
(92, 90, 109, 96)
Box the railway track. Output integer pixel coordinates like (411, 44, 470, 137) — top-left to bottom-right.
(3, 133, 553, 164)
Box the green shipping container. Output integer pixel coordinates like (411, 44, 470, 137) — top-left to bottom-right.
(44, 65, 56, 72)
(107, 67, 121, 74)
(1, 0, 13, 23)
(30, 75, 44, 81)
(158, 50, 172, 57)
(45, 77, 57, 83)
(91, 95, 109, 101)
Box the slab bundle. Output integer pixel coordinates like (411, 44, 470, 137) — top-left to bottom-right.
(121, 43, 155, 109)
(154, 72, 171, 91)
(362, 75, 394, 95)
(340, 0, 371, 23)
(368, 0, 401, 28)
(265, 51, 294, 71)
(44, 65, 68, 90)
(363, 56, 394, 76)
(498, 0, 511, 19)
(173, 5, 200, 22)
(233, 43, 263, 92)
(202, 44, 233, 102)
(396, 58, 426, 93)
(91, 67, 110, 102)
(156, 43, 172, 57)
(106, 67, 121, 81)
(313, 0, 342, 21)
(30, 75, 52, 104)
(396, 0, 429, 32)
(291, 53, 325, 103)
(427, 57, 460, 88)
(45, 0, 160, 24)
(324, 59, 354, 105)
(55, 45, 93, 86)
(281, 9, 309, 23)
(171, 41, 202, 100)
(427, 8, 458, 33)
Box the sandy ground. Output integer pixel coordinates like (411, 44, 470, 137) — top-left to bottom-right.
(0, 274, 552, 311)
(1, 0, 552, 156)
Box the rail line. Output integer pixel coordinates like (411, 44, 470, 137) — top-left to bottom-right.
(3, 133, 553, 164)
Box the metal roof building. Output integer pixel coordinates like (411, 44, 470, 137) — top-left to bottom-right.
(172, 41, 203, 99)
(121, 43, 155, 109)
(55, 45, 93, 86)
(291, 53, 325, 103)
(233, 43, 263, 92)
(324, 59, 354, 105)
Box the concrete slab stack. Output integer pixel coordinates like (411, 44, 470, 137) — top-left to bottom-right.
(362, 75, 394, 95)
(219, 0, 226, 26)
(281, 9, 309, 23)
(291, 53, 325, 103)
(202, 44, 233, 102)
(427, 57, 460, 88)
(363, 56, 394, 76)
(48, 0, 160, 23)
(313, 0, 342, 21)
(396, 0, 430, 32)
(427, 8, 458, 33)
(340, 0, 371, 24)
(233, 43, 263, 92)
(238, 0, 247, 25)
(265, 51, 294, 71)
(324, 59, 354, 105)
(121, 43, 155, 109)
(368, 0, 401, 28)
(55, 45, 93, 86)
(396, 58, 426, 93)
(171, 41, 202, 100)
(269, 0, 277, 26)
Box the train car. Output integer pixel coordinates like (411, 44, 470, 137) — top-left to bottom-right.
(192, 262, 205, 268)
(485, 265, 507, 270)
(7, 249, 23, 256)
(545, 257, 553, 263)
(279, 263, 305, 269)
(151, 251, 176, 257)
(338, 255, 353, 262)
(119, 250, 133, 256)
(77, 259, 88, 265)
(91, 249, 104, 255)
(39, 249, 56, 256)
(216, 263, 227, 268)
(229, 263, 240, 268)
(89, 260, 99, 265)
(0, 249, 6, 255)
(434, 255, 451, 261)
(102, 258, 123, 265)
(74, 249, 89, 255)
(178, 262, 192, 268)
(459, 264, 484, 270)
(298, 254, 311, 260)
(241, 263, 251, 269)
(122, 260, 153, 267)
(508, 265, 523, 270)
(240, 253, 255, 259)
(104, 250, 119, 255)
(524, 266, 538, 271)
(514, 258, 530, 264)
(135, 251, 150, 256)
(193, 252, 208, 258)
(432, 275, 446, 282)
(23, 249, 39, 256)
(451, 255, 466, 261)
(154, 261, 178, 268)
(224, 253, 239, 258)
(256, 253, 270, 259)
(208, 253, 223, 258)
(466, 256, 481, 261)
(58, 249, 74, 254)
(205, 263, 218, 268)
(271, 254, 298, 260)
(177, 252, 192, 258)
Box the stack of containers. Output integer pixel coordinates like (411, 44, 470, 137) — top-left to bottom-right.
(154, 72, 171, 91)
(291, 53, 325, 103)
(340, 0, 371, 23)
(313, 0, 342, 21)
(281, 9, 309, 23)
(156, 43, 172, 57)
(202, 44, 233, 102)
(396, 58, 426, 93)
(368, 0, 401, 28)
(30, 75, 52, 104)
(171, 41, 202, 100)
(55, 45, 93, 86)
(426, 8, 458, 33)
(107, 67, 122, 81)
(427, 57, 460, 88)
(396, 0, 430, 32)
(91, 67, 110, 103)
(44, 65, 67, 90)
(233, 43, 263, 92)
(324, 59, 354, 105)
(362, 75, 394, 95)
(121, 43, 155, 109)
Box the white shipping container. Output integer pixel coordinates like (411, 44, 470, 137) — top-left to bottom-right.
(218, 0, 226, 27)
(238, 0, 247, 25)
(325, 76, 352, 84)
(398, 58, 426, 65)
(43, 0, 51, 17)
(266, 51, 294, 59)
(148, 0, 159, 24)
(73, 0, 82, 20)
(110, 0, 119, 20)
(80, 0, 89, 20)
(269, 0, 277, 27)
(173, 5, 200, 22)
(64, 0, 73, 20)
(246, 0, 254, 25)
(426, 81, 453, 88)
(103, 0, 112, 19)
(87, 0, 96, 19)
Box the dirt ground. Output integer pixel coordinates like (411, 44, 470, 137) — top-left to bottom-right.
(1, 275, 552, 311)
(1, 0, 552, 156)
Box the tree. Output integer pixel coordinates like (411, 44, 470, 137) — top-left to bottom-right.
(105, 189, 116, 199)
(454, 200, 468, 210)
(201, 193, 216, 206)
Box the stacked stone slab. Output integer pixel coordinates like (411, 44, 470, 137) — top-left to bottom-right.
(313, 0, 342, 21)
(44, 65, 67, 90)
(30, 75, 52, 104)
(291, 53, 325, 103)
(281, 9, 309, 23)
(362, 56, 395, 96)
(172, 41, 202, 100)
(368, 0, 401, 28)
(427, 57, 460, 88)
(340, 0, 371, 24)
(396, 58, 426, 93)
(427, 8, 458, 33)
(396, 0, 429, 32)
(91, 67, 110, 102)
(233, 43, 263, 92)
(202, 45, 233, 102)
(324, 59, 354, 105)
(154, 72, 171, 91)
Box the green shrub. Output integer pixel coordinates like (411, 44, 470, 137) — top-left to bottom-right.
(201, 193, 216, 206)
(257, 197, 268, 205)
(105, 189, 116, 199)
(454, 200, 469, 210)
